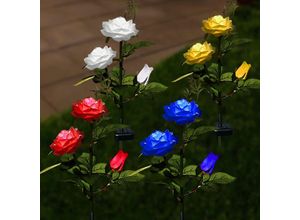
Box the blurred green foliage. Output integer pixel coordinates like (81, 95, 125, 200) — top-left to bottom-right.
(41, 4, 259, 220)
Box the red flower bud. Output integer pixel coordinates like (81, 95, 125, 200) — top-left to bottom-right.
(110, 150, 128, 172)
(72, 97, 108, 122)
(50, 127, 84, 156)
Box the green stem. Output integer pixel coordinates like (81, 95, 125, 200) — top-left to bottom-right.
(179, 142, 186, 220)
(180, 187, 184, 220)
(217, 36, 223, 129)
(216, 37, 224, 149)
(119, 41, 124, 124)
(118, 41, 124, 149)
(179, 147, 184, 176)
(89, 124, 95, 220)
(217, 37, 222, 81)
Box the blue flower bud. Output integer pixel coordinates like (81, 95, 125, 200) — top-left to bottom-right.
(200, 152, 219, 174)
(140, 130, 178, 156)
(163, 99, 202, 125)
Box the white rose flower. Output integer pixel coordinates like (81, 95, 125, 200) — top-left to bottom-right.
(84, 46, 116, 70)
(101, 16, 138, 42)
(137, 64, 153, 85)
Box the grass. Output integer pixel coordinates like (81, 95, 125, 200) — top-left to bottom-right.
(41, 4, 259, 220)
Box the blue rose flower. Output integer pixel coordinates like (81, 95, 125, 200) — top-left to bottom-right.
(140, 130, 178, 156)
(200, 152, 219, 174)
(163, 99, 202, 125)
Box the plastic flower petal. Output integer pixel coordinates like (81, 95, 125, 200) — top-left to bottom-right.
(84, 46, 116, 70)
(137, 64, 153, 85)
(72, 97, 108, 122)
(200, 152, 219, 174)
(202, 15, 233, 37)
(235, 61, 251, 79)
(183, 42, 214, 65)
(140, 130, 178, 156)
(163, 99, 202, 125)
(110, 149, 128, 172)
(50, 127, 84, 156)
(101, 16, 138, 42)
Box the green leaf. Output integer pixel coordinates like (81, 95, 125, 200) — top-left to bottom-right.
(158, 168, 171, 177)
(201, 182, 218, 192)
(67, 166, 81, 175)
(215, 81, 236, 94)
(92, 163, 107, 174)
(79, 179, 90, 191)
(172, 72, 193, 83)
(118, 170, 145, 182)
(60, 154, 74, 162)
(184, 126, 215, 141)
(74, 75, 94, 86)
(192, 64, 204, 72)
(209, 172, 236, 184)
(112, 172, 120, 181)
(150, 157, 166, 171)
(210, 87, 219, 97)
(122, 75, 135, 86)
(207, 63, 219, 74)
(77, 153, 95, 167)
(40, 163, 61, 175)
(114, 85, 137, 98)
(224, 0, 238, 16)
(133, 41, 153, 49)
(110, 67, 120, 83)
(232, 38, 252, 47)
(208, 74, 217, 82)
(183, 165, 198, 176)
(111, 89, 120, 100)
(93, 124, 128, 140)
(193, 126, 215, 136)
(123, 41, 153, 57)
(237, 80, 244, 87)
(94, 68, 107, 75)
(171, 181, 181, 193)
(144, 82, 167, 93)
(243, 79, 260, 89)
(220, 72, 233, 82)
(175, 176, 191, 187)
(151, 156, 165, 165)
(122, 43, 135, 57)
(168, 155, 185, 171)
(202, 173, 210, 182)
(79, 164, 89, 174)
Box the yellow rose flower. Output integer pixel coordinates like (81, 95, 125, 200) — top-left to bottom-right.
(235, 61, 251, 79)
(202, 15, 233, 37)
(183, 42, 214, 65)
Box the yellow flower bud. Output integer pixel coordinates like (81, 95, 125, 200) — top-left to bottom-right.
(235, 61, 251, 79)
(183, 42, 214, 65)
(202, 15, 233, 37)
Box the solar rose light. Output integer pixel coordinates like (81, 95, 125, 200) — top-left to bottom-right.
(40, 3, 167, 220)
(139, 98, 236, 220)
(40, 2, 260, 219)
(41, 97, 151, 220)
(173, 11, 260, 149)
(138, 6, 259, 220)
(76, 15, 167, 149)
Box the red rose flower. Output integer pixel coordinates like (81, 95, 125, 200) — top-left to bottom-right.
(110, 150, 128, 172)
(72, 97, 108, 122)
(50, 127, 84, 156)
